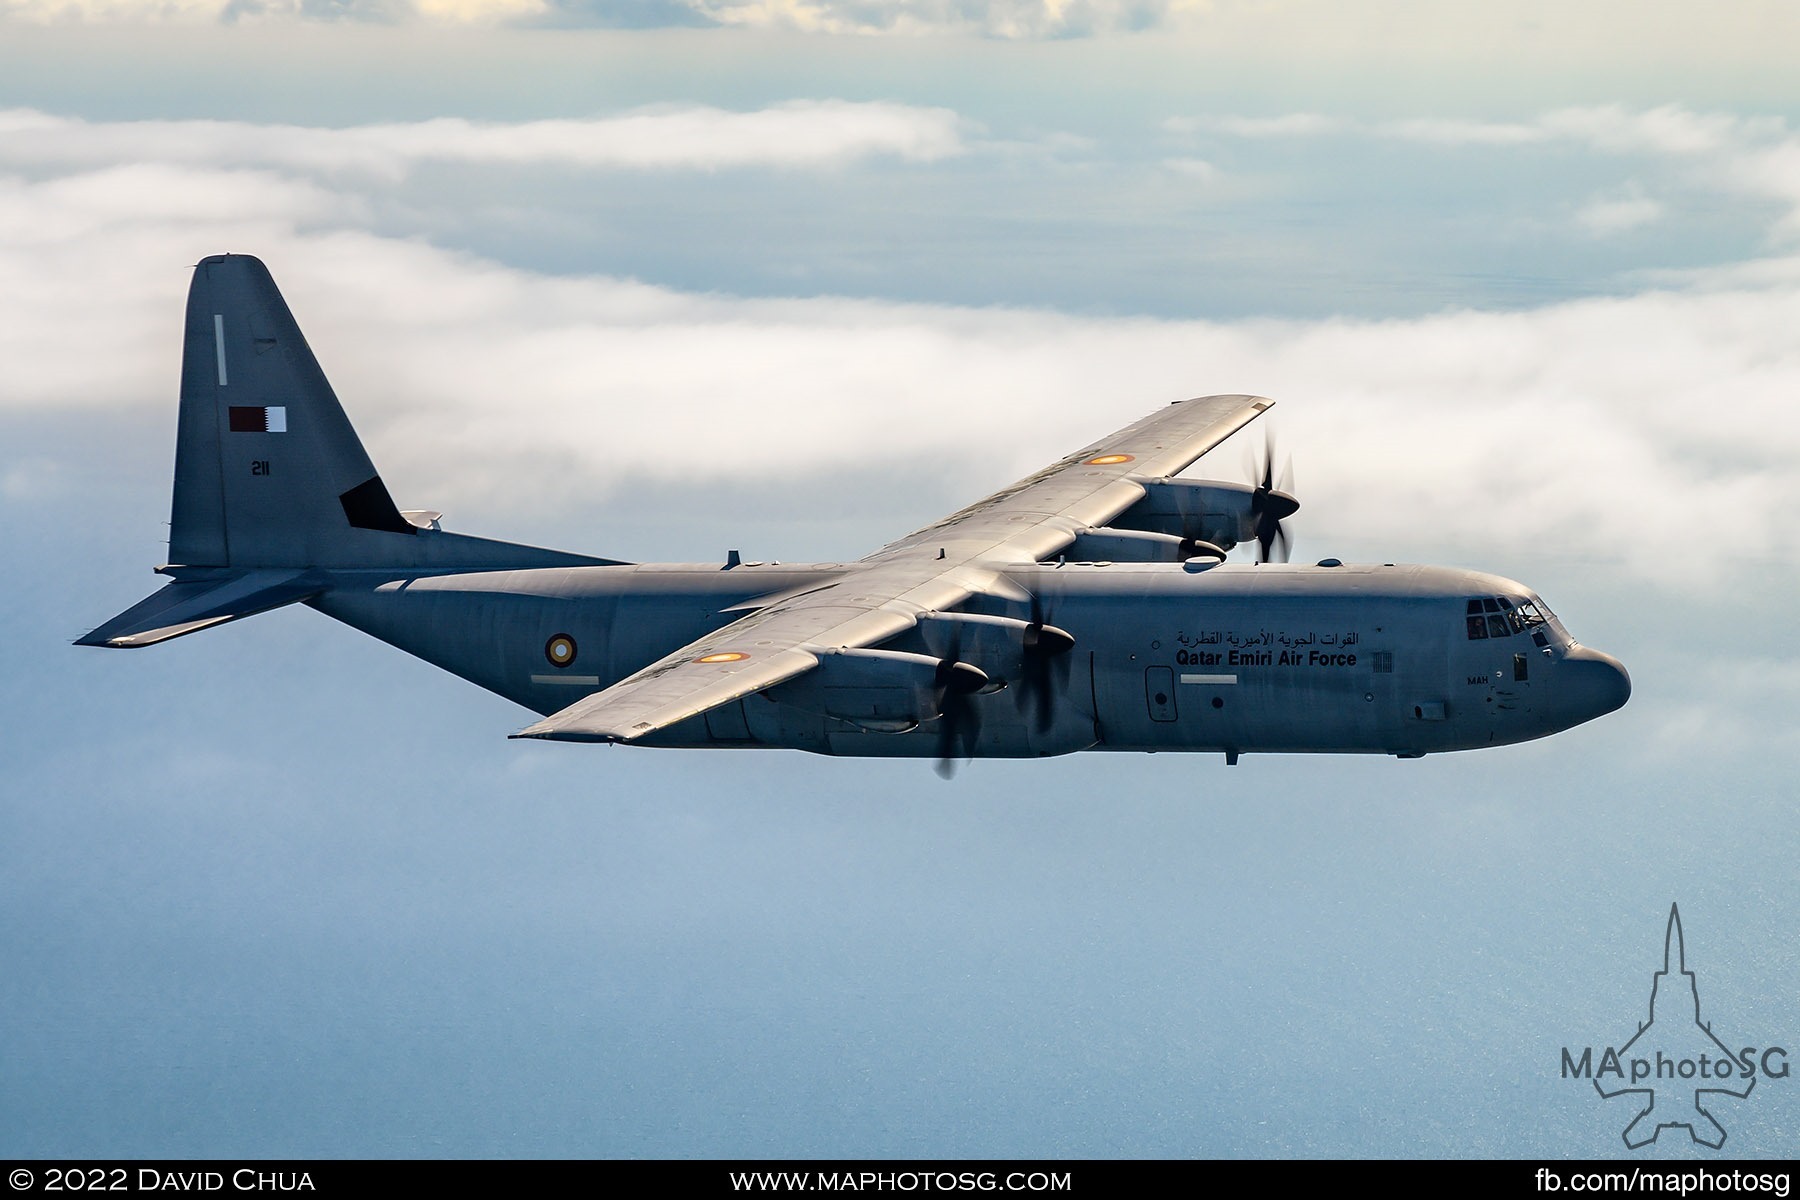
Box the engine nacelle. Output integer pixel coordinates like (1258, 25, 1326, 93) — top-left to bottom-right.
(763, 647, 986, 732)
(1110, 479, 1265, 550)
(911, 612, 1074, 683)
(1065, 527, 1224, 564)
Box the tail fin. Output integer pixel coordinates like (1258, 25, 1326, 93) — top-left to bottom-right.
(79, 254, 617, 648)
(173, 253, 418, 568)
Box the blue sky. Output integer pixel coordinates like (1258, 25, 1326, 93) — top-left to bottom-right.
(3, 1, 1799, 1159)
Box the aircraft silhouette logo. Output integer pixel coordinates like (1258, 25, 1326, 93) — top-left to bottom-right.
(1591, 905, 1755, 1149)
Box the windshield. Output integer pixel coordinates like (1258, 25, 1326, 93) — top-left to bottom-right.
(1464, 595, 1553, 645)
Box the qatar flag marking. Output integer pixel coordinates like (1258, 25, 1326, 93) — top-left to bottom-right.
(228, 406, 287, 433)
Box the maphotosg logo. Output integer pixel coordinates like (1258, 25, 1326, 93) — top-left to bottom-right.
(1561, 904, 1789, 1149)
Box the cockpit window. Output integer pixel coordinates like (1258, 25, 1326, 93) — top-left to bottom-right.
(1527, 595, 1572, 648)
(1465, 595, 1549, 640)
(1507, 601, 1547, 633)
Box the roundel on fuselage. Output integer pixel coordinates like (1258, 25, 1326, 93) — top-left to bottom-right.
(545, 634, 578, 668)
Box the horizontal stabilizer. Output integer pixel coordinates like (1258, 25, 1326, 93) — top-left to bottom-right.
(75, 569, 323, 648)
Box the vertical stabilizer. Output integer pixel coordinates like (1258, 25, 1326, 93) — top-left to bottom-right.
(171, 254, 411, 568)
(80, 254, 623, 650)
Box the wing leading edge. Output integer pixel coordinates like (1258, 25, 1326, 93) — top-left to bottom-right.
(513, 394, 1273, 743)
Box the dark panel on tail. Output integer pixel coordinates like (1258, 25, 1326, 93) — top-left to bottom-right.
(339, 476, 417, 536)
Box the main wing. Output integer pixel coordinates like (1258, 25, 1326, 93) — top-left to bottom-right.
(513, 394, 1273, 743)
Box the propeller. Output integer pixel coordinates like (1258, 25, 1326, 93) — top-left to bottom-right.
(932, 632, 988, 779)
(1249, 427, 1299, 564)
(1013, 592, 1075, 736)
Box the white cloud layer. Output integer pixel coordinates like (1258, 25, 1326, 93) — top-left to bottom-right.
(678, 0, 1190, 36)
(0, 0, 221, 16)
(1163, 113, 1347, 139)
(1179, 104, 1800, 242)
(1575, 186, 1663, 236)
(0, 105, 967, 177)
(7, 0, 1799, 51)
(3, 148, 1797, 598)
(0, 0, 1186, 31)
(0, 0, 543, 19)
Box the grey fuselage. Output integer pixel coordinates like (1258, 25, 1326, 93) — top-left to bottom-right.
(312, 559, 1630, 760)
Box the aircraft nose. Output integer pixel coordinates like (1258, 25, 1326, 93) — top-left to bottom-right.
(1561, 645, 1631, 721)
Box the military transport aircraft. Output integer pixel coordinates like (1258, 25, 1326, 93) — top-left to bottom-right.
(80, 255, 1630, 773)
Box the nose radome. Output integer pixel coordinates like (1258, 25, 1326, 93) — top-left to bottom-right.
(1563, 645, 1631, 718)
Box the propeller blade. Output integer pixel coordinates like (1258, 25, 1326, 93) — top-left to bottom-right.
(1250, 427, 1299, 564)
(932, 636, 985, 779)
(933, 689, 981, 779)
(1014, 593, 1074, 735)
